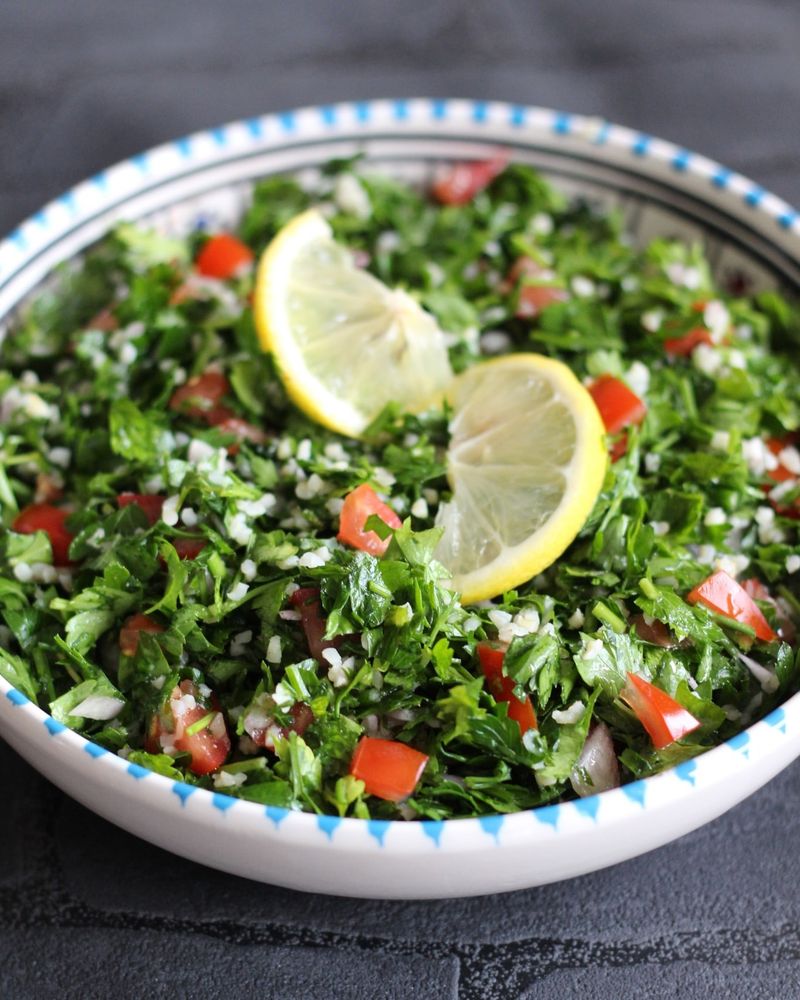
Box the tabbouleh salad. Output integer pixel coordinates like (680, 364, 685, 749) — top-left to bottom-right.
(1, 156, 800, 820)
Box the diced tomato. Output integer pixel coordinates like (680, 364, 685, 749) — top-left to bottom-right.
(149, 681, 230, 776)
(663, 327, 713, 357)
(12, 503, 74, 566)
(289, 587, 340, 663)
(766, 435, 800, 477)
(169, 372, 230, 420)
(119, 613, 165, 657)
(87, 307, 118, 332)
(762, 437, 800, 518)
(516, 283, 569, 319)
(337, 483, 402, 557)
(767, 439, 796, 485)
(195, 234, 254, 280)
(280, 701, 315, 739)
(477, 642, 538, 735)
(207, 409, 268, 454)
(349, 736, 429, 802)
(431, 153, 508, 205)
(116, 492, 165, 526)
(588, 375, 647, 437)
(687, 570, 778, 642)
(620, 673, 701, 750)
(172, 537, 207, 560)
(608, 433, 630, 464)
(218, 418, 267, 446)
(504, 257, 568, 319)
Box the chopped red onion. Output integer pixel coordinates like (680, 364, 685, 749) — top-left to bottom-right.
(570, 722, 620, 798)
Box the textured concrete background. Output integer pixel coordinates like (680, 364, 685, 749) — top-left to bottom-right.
(1, 1, 800, 996)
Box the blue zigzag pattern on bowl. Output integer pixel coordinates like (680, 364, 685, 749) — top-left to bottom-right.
(572, 796, 600, 822)
(478, 815, 504, 841)
(172, 783, 196, 806)
(621, 781, 647, 807)
(265, 806, 288, 828)
(3, 98, 797, 285)
(6, 689, 28, 707)
(674, 760, 697, 786)
(431, 98, 448, 120)
(534, 804, 560, 831)
(712, 167, 732, 189)
(212, 792, 236, 813)
(317, 815, 341, 840)
(422, 820, 444, 846)
(44, 718, 66, 736)
(671, 149, 692, 172)
(764, 706, 787, 733)
(83, 742, 107, 759)
(367, 819, 391, 847)
(127, 763, 149, 780)
(727, 731, 751, 757)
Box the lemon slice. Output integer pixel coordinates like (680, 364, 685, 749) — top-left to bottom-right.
(435, 354, 607, 603)
(253, 209, 453, 438)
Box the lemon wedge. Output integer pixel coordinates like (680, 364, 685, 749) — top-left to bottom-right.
(434, 354, 607, 603)
(253, 209, 453, 438)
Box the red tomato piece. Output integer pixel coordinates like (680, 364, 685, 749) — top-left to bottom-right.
(663, 327, 713, 357)
(762, 437, 800, 519)
(687, 570, 778, 642)
(588, 375, 647, 437)
(608, 433, 629, 464)
(280, 701, 315, 740)
(504, 257, 568, 319)
(195, 233, 254, 280)
(116, 492, 165, 526)
(119, 613, 165, 657)
(172, 537, 207, 560)
(337, 483, 402, 557)
(206, 409, 269, 454)
(87, 307, 119, 332)
(350, 736, 429, 802)
(477, 642, 538, 735)
(170, 681, 230, 776)
(169, 372, 231, 420)
(431, 153, 508, 205)
(289, 587, 339, 663)
(516, 283, 569, 319)
(620, 673, 701, 750)
(147, 681, 230, 775)
(12, 503, 74, 566)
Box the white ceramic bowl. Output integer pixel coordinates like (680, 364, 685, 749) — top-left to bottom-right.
(1, 99, 799, 899)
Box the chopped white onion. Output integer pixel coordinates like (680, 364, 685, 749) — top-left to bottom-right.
(69, 695, 125, 720)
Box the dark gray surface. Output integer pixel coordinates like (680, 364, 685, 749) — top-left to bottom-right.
(1, 2, 800, 997)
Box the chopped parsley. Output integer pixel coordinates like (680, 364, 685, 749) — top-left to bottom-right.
(1, 160, 799, 819)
